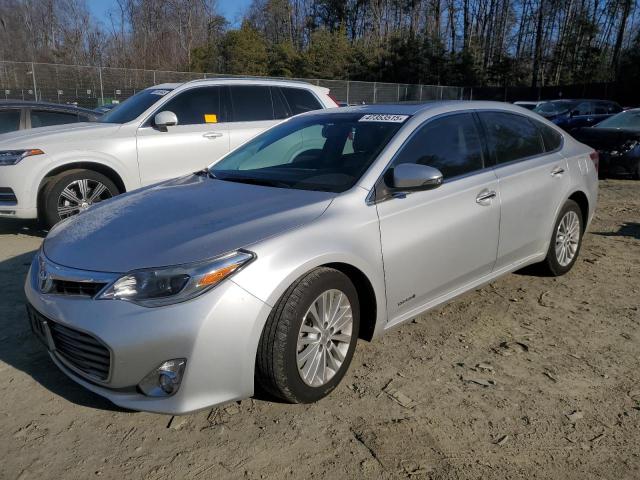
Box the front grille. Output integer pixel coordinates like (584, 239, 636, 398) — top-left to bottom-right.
(28, 304, 111, 381)
(50, 279, 107, 297)
(0, 187, 17, 204)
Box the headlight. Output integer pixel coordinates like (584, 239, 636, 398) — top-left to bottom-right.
(98, 250, 255, 307)
(621, 140, 639, 153)
(0, 149, 44, 166)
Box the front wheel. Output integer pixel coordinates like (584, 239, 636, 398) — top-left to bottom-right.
(40, 169, 119, 228)
(256, 267, 360, 403)
(541, 199, 584, 276)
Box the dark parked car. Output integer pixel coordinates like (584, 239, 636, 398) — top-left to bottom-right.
(533, 99, 622, 132)
(0, 101, 100, 134)
(573, 108, 640, 179)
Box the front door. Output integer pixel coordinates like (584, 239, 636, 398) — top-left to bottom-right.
(136, 86, 231, 185)
(375, 112, 500, 323)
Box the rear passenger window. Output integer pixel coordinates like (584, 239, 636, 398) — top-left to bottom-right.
(392, 113, 484, 179)
(0, 109, 20, 133)
(229, 86, 274, 121)
(480, 112, 544, 164)
(158, 87, 227, 125)
(31, 110, 79, 128)
(594, 103, 608, 115)
(608, 103, 622, 114)
(534, 121, 563, 152)
(281, 88, 322, 115)
(572, 102, 592, 116)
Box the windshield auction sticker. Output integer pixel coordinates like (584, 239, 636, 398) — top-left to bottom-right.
(150, 89, 171, 96)
(359, 114, 409, 123)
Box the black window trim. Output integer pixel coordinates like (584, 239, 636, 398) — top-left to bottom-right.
(476, 109, 564, 169)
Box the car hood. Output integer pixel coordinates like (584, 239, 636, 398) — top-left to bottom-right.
(43, 174, 335, 272)
(572, 127, 640, 151)
(0, 122, 121, 148)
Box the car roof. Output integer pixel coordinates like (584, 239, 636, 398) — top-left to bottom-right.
(0, 100, 97, 114)
(147, 77, 327, 92)
(301, 100, 534, 117)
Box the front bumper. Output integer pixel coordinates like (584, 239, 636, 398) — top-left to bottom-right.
(24, 257, 272, 414)
(0, 157, 44, 219)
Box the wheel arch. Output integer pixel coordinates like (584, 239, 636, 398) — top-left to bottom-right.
(567, 190, 589, 231)
(37, 161, 127, 208)
(321, 262, 378, 341)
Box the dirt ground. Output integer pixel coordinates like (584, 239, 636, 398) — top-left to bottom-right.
(0, 179, 638, 480)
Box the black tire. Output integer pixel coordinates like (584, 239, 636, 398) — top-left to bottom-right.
(633, 160, 640, 180)
(40, 169, 120, 228)
(540, 199, 584, 276)
(256, 267, 360, 403)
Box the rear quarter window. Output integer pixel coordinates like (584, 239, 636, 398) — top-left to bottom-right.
(281, 88, 322, 115)
(534, 120, 563, 152)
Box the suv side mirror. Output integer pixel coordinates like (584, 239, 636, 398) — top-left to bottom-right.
(154, 111, 178, 130)
(391, 163, 443, 191)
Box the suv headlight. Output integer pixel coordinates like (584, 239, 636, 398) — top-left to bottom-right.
(0, 149, 44, 166)
(97, 250, 255, 307)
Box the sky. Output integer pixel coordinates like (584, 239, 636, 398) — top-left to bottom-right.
(87, 0, 252, 28)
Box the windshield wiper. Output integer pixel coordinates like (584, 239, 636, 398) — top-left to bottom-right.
(216, 175, 291, 189)
(194, 168, 216, 179)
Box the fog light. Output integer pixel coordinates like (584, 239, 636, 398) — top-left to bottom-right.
(138, 358, 186, 397)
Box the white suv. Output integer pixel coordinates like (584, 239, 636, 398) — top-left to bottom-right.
(0, 78, 337, 226)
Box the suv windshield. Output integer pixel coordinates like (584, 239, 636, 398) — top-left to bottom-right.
(595, 110, 640, 131)
(534, 101, 574, 116)
(99, 88, 173, 124)
(211, 112, 406, 193)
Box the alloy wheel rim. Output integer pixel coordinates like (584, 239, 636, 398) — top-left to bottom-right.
(57, 179, 113, 219)
(297, 289, 353, 387)
(555, 210, 580, 267)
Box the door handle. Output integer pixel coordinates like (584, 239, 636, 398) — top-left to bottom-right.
(550, 167, 565, 176)
(203, 131, 223, 139)
(476, 190, 496, 205)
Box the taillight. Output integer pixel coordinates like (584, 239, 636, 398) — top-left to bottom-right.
(327, 93, 340, 107)
(589, 151, 599, 172)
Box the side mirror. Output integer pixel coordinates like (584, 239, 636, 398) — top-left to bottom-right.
(154, 111, 178, 130)
(391, 163, 443, 191)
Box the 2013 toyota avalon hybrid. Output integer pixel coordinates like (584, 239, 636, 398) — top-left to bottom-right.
(25, 102, 598, 414)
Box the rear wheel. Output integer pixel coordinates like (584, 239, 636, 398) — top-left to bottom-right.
(256, 267, 360, 403)
(40, 169, 119, 228)
(540, 199, 583, 276)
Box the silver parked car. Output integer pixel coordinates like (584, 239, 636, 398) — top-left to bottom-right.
(25, 102, 598, 414)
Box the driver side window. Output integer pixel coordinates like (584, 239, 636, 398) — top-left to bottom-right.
(391, 113, 484, 179)
(157, 87, 228, 125)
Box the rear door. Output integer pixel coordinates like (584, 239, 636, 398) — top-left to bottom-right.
(568, 101, 595, 130)
(136, 86, 231, 185)
(479, 111, 570, 269)
(376, 112, 500, 322)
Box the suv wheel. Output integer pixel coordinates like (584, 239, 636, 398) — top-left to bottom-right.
(256, 267, 360, 403)
(40, 169, 119, 228)
(541, 199, 583, 276)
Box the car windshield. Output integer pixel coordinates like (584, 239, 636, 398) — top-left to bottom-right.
(594, 110, 640, 130)
(99, 88, 173, 124)
(210, 112, 406, 193)
(534, 101, 574, 115)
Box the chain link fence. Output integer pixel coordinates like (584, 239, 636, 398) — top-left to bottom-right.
(0, 61, 463, 109)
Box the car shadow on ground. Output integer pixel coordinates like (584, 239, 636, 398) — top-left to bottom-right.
(0, 219, 48, 238)
(592, 222, 640, 240)
(0, 249, 130, 412)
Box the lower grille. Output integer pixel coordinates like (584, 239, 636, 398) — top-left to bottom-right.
(0, 187, 17, 204)
(28, 305, 111, 381)
(50, 279, 107, 297)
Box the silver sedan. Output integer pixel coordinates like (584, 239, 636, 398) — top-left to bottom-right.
(25, 102, 598, 414)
